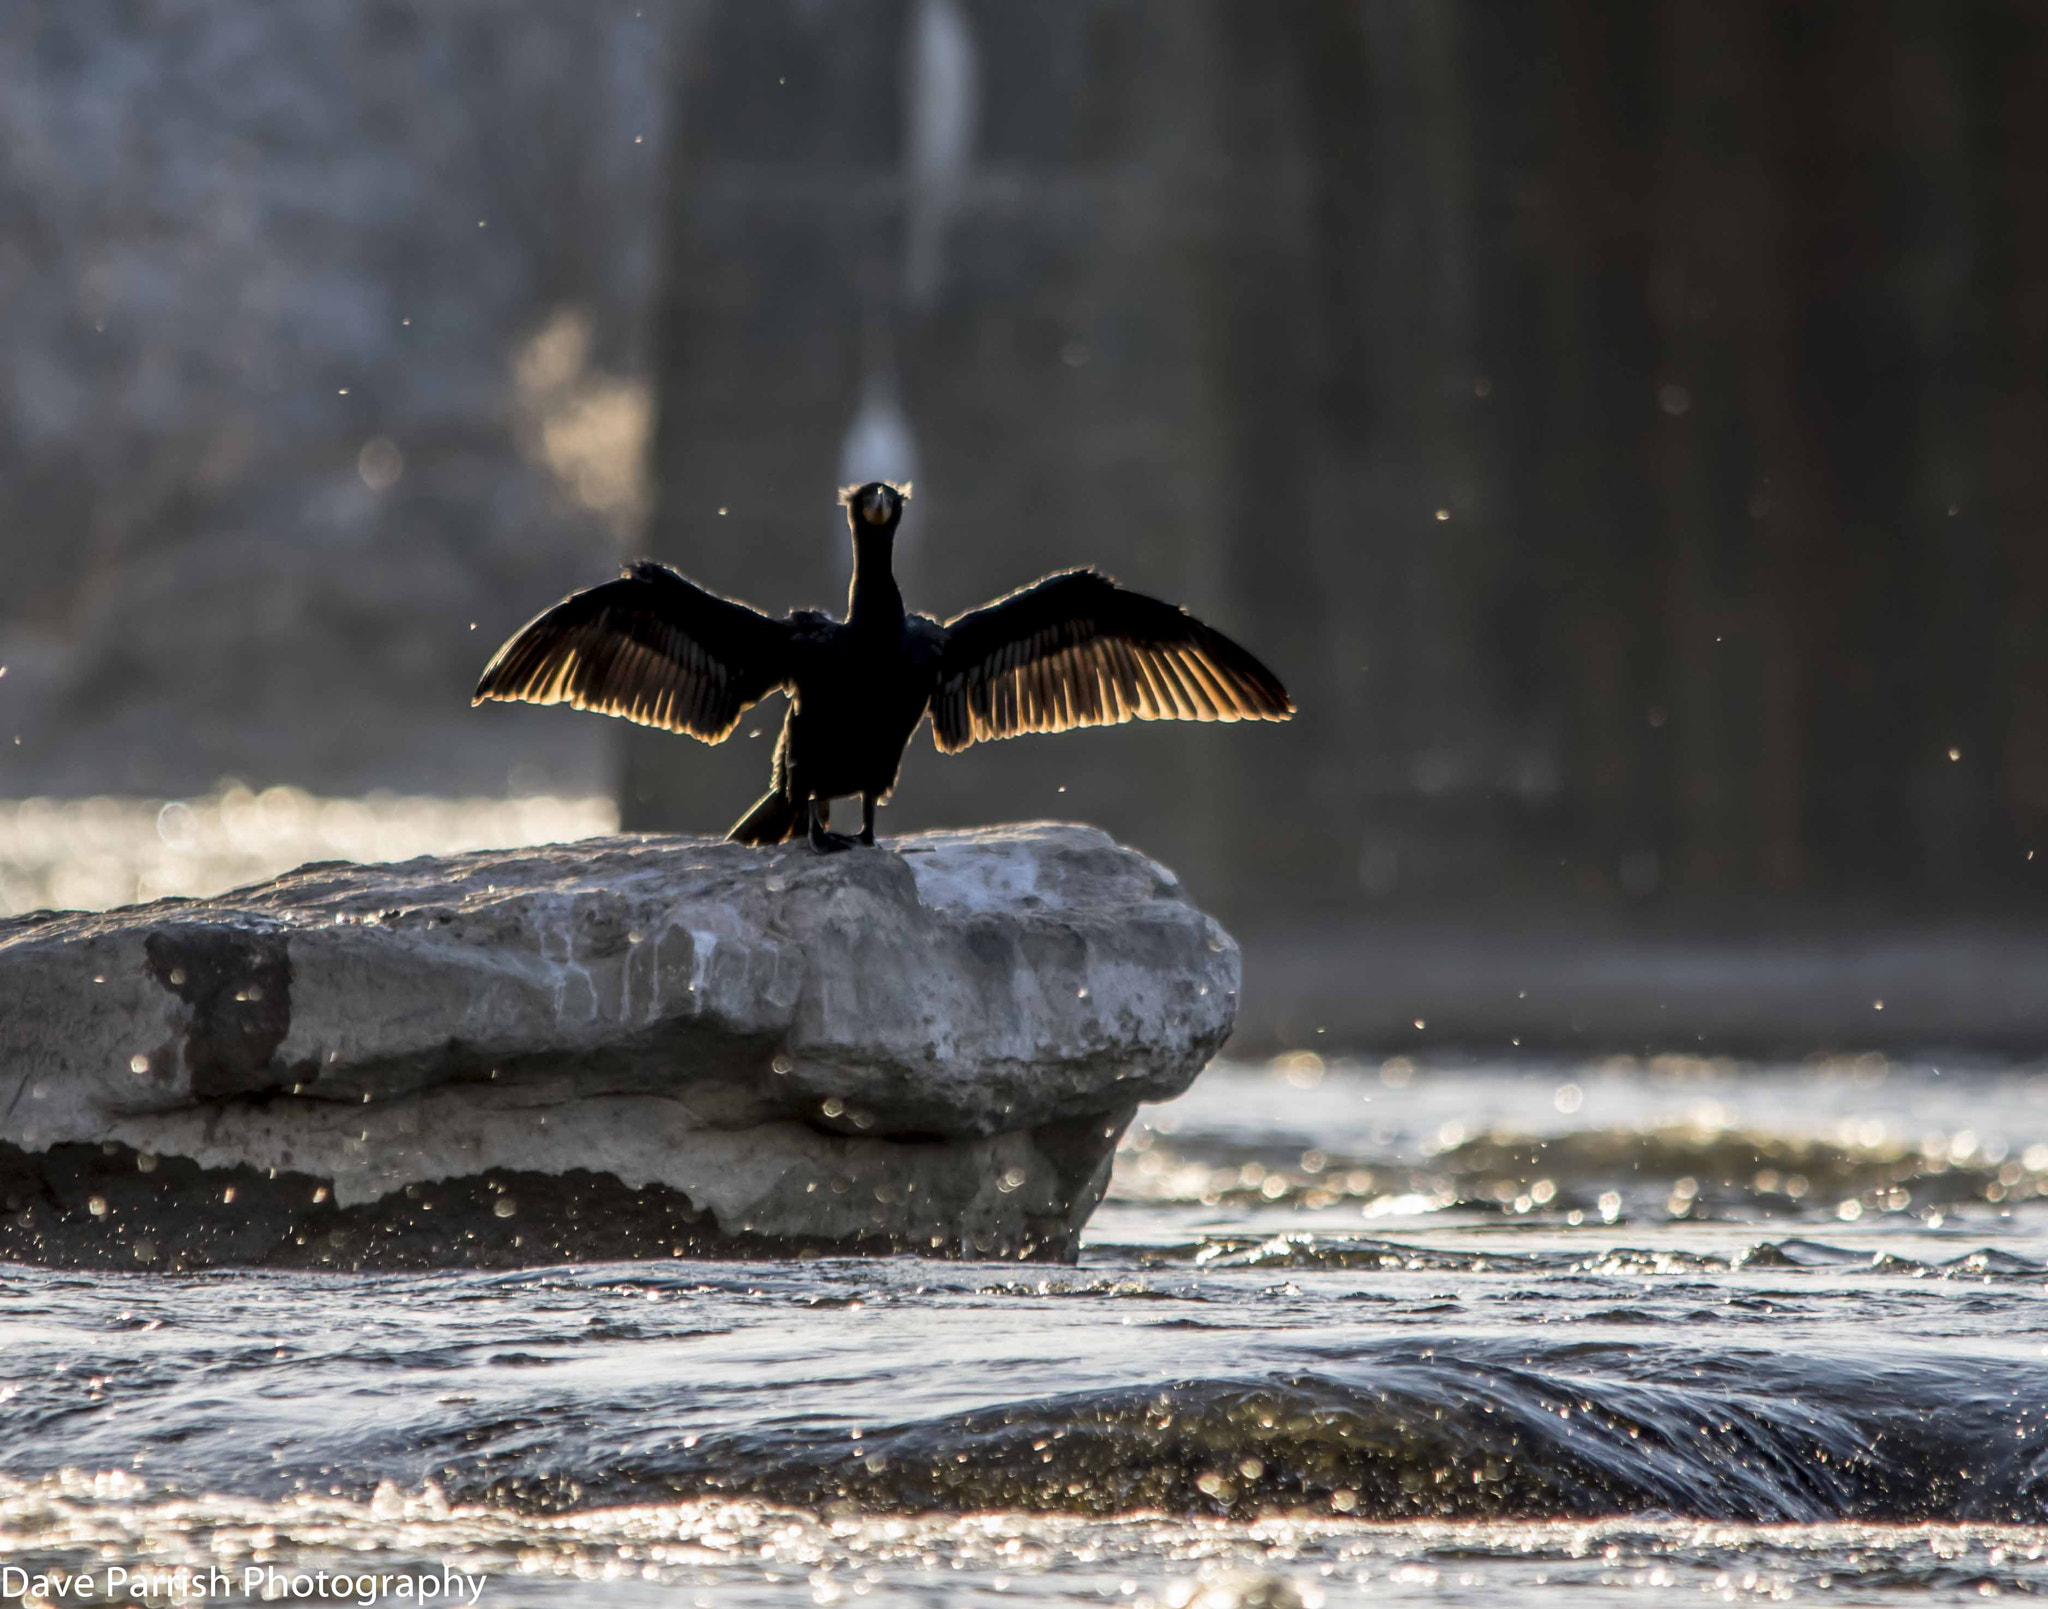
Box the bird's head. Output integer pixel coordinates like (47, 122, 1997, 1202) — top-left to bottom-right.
(839, 480, 910, 532)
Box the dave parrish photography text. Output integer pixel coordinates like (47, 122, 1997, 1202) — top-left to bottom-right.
(1, 1566, 489, 1604)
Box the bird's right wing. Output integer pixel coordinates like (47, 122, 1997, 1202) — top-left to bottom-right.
(473, 561, 792, 742)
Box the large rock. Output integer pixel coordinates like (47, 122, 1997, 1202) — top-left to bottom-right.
(0, 824, 1236, 1268)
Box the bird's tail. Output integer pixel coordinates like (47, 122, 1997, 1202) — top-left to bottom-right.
(727, 789, 802, 846)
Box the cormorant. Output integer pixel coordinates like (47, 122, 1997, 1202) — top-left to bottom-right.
(473, 482, 1294, 852)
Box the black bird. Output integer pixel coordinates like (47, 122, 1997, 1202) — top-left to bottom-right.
(473, 482, 1294, 852)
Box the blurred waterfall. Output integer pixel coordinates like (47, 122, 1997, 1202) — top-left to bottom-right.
(831, 0, 978, 593)
(903, 0, 979, 313)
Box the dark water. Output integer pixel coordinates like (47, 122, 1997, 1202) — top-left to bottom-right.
(9, 1055, 2048, 1605)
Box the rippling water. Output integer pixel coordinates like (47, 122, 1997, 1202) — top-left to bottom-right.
(0, 789, 616, 917)
(8, 1053, 2048, 1605)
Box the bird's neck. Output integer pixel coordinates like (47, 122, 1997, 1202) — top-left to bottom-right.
(847, 527, 903, 631)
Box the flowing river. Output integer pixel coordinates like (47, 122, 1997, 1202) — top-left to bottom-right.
(7, 1053, 2048, 1606)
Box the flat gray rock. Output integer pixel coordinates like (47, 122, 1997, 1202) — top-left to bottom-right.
(0, 824, 1237, 1268)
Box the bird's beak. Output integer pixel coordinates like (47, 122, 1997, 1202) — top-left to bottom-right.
(861, 486, 893, 525)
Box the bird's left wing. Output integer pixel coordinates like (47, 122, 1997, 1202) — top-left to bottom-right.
(473, 561, 792, 742)
(930, 568, 1293, 754)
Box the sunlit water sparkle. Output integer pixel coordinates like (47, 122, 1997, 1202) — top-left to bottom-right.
(0, 788, 616, 917)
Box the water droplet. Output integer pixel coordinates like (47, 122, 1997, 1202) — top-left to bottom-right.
(1434, 508, 1450, 521)
(88, 1196, 108, 1217)
(128, 1053, 150, 1075)
(1948, 746, 1962, 762)
(494, 1196, 517, 1218)
(136, 1153, 157, 1174)
(821, 1097, 846, 1118)
(997, 1167, 1027, 1193)
(358, 437, 404, 491)
(771, 1054, 794, 1076)
(223, 1187, 236, 1204)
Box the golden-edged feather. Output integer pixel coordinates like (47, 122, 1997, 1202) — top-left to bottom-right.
(472, 561, 791, 742)
(930, 568, 1293, 754)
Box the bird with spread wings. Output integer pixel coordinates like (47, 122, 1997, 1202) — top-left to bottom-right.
(474, 481, 1292, 852)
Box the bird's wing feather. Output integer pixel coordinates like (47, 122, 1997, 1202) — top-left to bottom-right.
(930, 569, 1293, 754)
(473, 561, 792, 742)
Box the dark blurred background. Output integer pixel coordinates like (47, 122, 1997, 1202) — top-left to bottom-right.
(6, 1, 2048, 1050)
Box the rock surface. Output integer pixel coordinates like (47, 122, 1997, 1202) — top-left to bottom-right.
(0, 824, 1236, 1268)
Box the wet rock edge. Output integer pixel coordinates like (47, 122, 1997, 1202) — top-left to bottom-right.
(0, 1104, 1132, 1271)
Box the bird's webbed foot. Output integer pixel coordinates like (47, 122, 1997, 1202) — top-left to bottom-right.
(805, 803, 856, 854)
